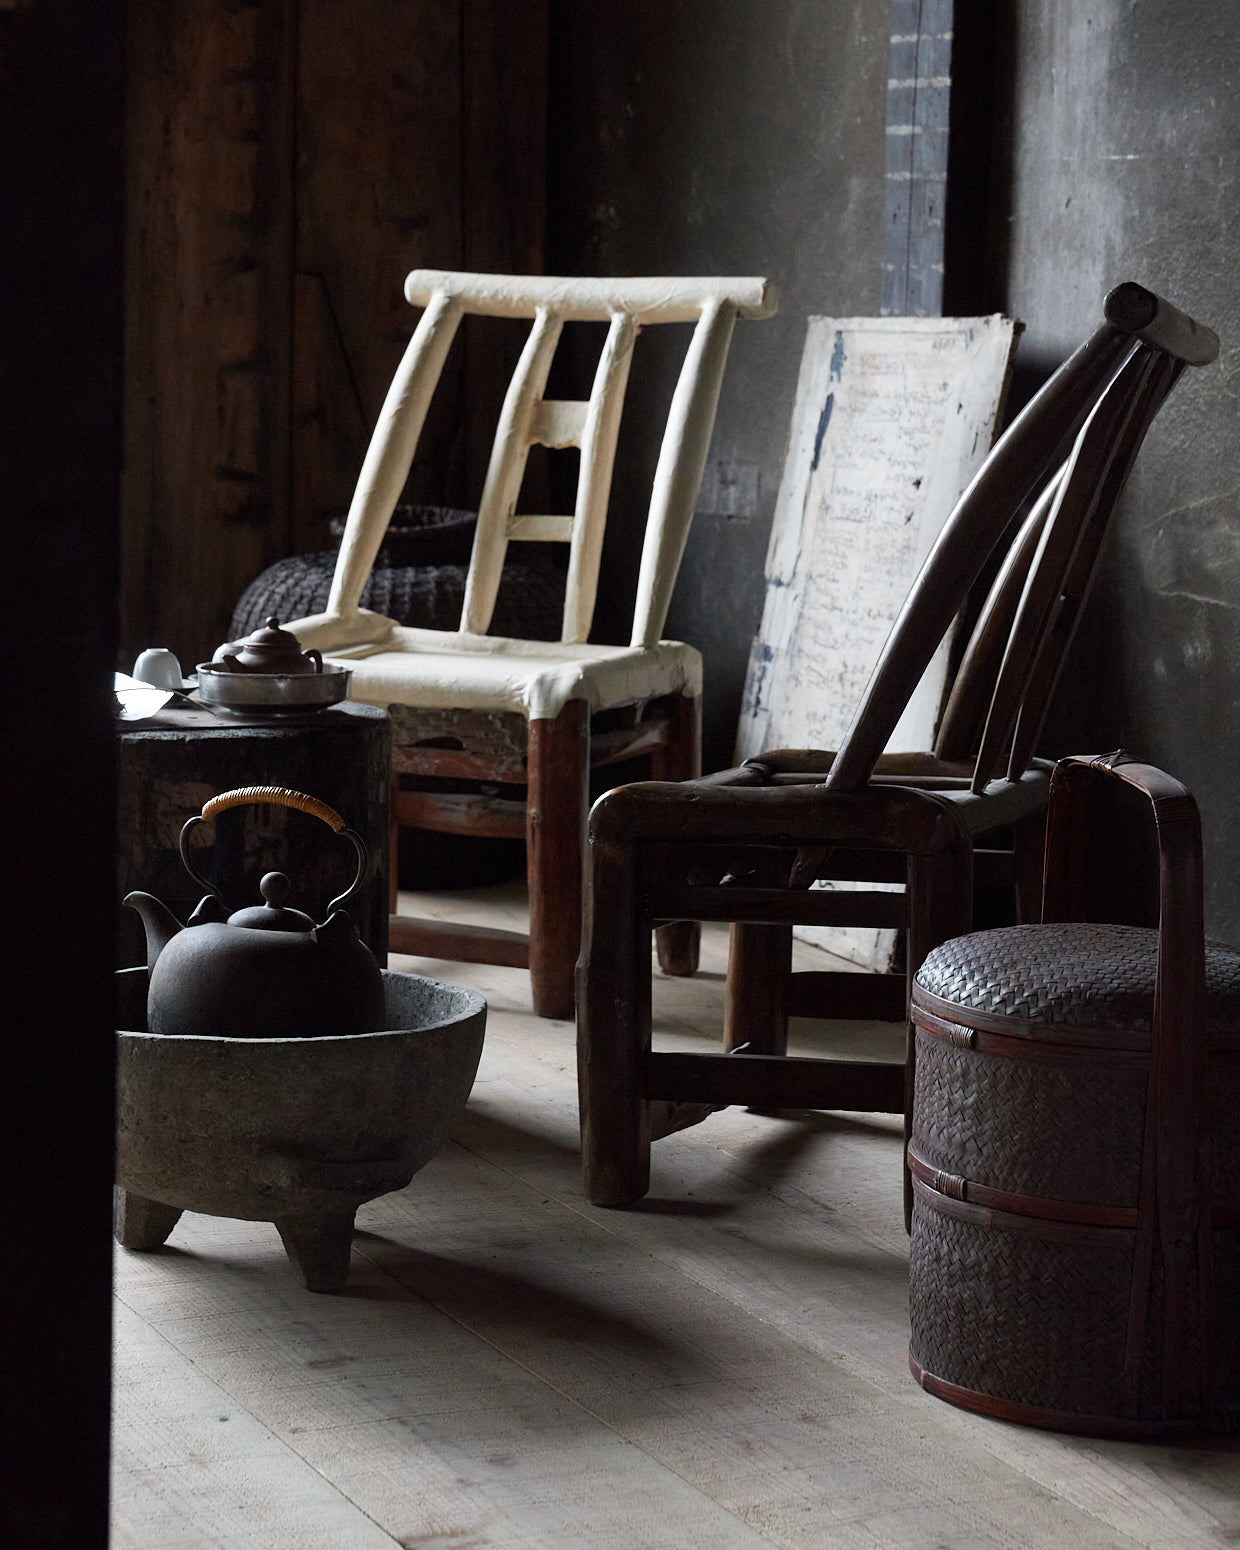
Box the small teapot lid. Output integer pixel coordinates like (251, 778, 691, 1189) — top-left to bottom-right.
(226, 871, 315, 933)
(219, 617, 322, 675)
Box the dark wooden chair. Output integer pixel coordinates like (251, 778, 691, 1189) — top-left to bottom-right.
(577, 282, 1219, 1208)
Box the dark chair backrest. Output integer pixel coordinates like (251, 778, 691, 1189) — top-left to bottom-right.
(824, 284, 1219, 796)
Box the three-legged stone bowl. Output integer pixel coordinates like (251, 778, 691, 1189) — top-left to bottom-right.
(114, 967, 486, 1291)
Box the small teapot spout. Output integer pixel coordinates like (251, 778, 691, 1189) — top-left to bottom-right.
(123, 892, 183, 972)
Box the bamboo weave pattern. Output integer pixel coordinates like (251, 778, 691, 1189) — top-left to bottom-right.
(912, 1031, 1147, 1205)
(916, 923, 1240, 1033)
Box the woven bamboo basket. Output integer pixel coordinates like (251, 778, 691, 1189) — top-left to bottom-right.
(908, 921, 1240, 1438)
(907, 753, 1240, 1439)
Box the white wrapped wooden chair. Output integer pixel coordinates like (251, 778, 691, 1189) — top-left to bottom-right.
(284, 270, 777, 1017)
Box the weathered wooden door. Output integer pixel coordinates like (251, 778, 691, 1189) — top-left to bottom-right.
(122, 0, 547, 668)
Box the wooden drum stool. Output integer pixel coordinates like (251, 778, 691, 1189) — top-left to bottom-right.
(117, 702, 390, 968)
(907, 753, 1240, 1438)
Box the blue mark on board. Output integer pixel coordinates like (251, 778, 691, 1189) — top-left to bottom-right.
(829, 330, 846, 382)
(744, 640, 776, 713)
(810, 393, 834, 471)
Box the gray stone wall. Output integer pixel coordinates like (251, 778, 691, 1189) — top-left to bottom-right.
(548, 0, 891, 769)
(549, 0, 1240, 940)
(996, 2, 1240, 939)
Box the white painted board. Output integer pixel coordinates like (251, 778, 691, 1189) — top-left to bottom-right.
(736, 315, 1018, 970)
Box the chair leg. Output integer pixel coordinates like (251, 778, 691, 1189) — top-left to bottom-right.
(652, 691, 702, 976)
(905, 837, 974, 1229)
(724, 922, 791, 1055)
(388, 761, 401, 914)
(527, 700, 589, 1019)
(1013, 809, 1048, 923)
(578, 825, 653, 1205)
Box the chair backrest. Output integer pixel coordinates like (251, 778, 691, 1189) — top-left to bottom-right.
(824, 283, 1219, 795)
(324, 271, 777, 649)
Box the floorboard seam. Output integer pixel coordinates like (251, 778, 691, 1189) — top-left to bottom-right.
(349, 1241, 792, 1549)
(112, 1288, 410, 1548)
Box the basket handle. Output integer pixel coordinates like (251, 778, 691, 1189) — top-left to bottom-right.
(179, 785, 367, 915)
(1042, 751, 1208, 1416)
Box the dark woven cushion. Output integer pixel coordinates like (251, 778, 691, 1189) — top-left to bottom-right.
(916, 922, 1240, 1035)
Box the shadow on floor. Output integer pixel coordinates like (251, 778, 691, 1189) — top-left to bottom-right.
(454, 1100, 903, 1229)
(354, 1242, 703, 1378)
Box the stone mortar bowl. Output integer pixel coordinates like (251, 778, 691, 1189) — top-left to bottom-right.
(114, 966, 486, 1292)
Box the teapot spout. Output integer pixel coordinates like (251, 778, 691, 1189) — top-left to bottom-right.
(123, 892, 183, 972)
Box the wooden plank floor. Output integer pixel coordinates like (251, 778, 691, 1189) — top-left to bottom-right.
(112, 882, 1240, 1548)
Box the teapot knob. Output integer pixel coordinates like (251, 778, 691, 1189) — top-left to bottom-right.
(260, 871, 292, 909)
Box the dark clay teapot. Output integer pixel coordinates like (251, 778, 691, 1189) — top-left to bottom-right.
(124, 786, 384, 1040)
(219, 616, 323, 675)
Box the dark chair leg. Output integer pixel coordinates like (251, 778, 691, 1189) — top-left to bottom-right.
(1013, 809, 1048, 923)
(527, 700, 589, 1019)
(113, 1188, 183, 1251)
(274, 1211, 357, 1293)
(904, 837, 974, 1229)
(653, 691, 702, 977)
(578, 827, 653, 1206)
(724, 922, 791, 1055)
(655, 922, 699, 976)
(388, 757, 401, 914)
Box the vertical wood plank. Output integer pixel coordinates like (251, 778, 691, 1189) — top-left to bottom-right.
(461, 0, 547, 276)
(460, 0, 549, 504)
(293, 0, 464, 548)
(881, 0, 953, 317)
(123, 4, 551, 661)
(123, 0, 295, 666)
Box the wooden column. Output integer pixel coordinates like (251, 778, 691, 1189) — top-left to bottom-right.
(2, 2, 125, 1542)
(881, 0, 953, 317)
(881, 0, 998, 319)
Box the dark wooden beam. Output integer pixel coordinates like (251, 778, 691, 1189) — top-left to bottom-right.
(0, 2, 124, 1543)
(881, 0, 998, 319)
(881, 0, 953, 317)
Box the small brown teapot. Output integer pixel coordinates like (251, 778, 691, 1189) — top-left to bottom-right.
(219, 616, 323, 675)
(124, 787, 383, 1040)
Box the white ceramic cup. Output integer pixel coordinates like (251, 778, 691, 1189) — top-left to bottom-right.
(132, 647, 185, 690)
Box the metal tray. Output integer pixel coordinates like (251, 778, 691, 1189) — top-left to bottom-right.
(195, 662, 352, 716)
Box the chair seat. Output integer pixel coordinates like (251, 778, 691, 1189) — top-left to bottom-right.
(326, 625, 702, 721)
(915, 921, 1240, 1039)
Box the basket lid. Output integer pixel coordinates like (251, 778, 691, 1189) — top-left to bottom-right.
(914, 922, 1240, 1044)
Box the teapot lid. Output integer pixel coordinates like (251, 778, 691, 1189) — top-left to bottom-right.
(237, 616, 308, 660)
(226, 871, 314, 933)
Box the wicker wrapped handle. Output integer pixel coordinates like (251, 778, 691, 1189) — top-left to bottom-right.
(179, 786, 366, 914)
(200, 785, 346, 832)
